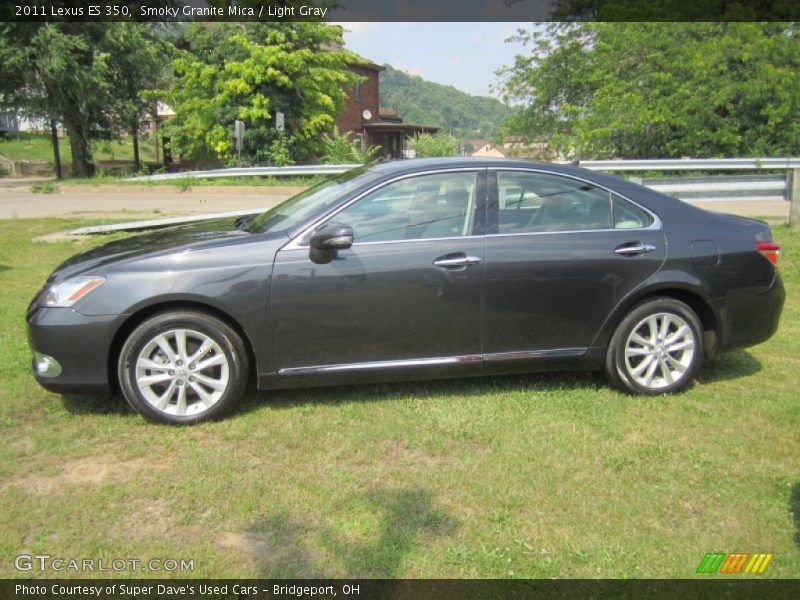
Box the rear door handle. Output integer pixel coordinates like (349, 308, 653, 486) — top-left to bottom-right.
(614, 242, 656, 256)
(433, 253, 482, 269)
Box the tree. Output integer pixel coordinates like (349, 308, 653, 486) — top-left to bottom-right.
(550, 0, 799, 21)
(498, 23, 800, 159)
(104, 24, 171, 172)
(410, 132, 459, 157)
(162, 23, 360, 166)
(0, 23, 168, 177)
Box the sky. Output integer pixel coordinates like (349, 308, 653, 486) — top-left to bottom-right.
(333, 23, 531, 99)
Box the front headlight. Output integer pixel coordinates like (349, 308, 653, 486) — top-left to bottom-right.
(40, 276, 106, 307)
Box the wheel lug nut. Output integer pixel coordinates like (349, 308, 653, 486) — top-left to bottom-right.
(176, 360, 183, 366)
(176, 380, 183, 386)
(189, 376, 195, 383)
(169, 370, 175, 376)
(189, 363, 195, 370)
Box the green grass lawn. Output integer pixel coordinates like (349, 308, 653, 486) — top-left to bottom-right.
(0, 219, 798, 579)
(0, 132, 157, 166)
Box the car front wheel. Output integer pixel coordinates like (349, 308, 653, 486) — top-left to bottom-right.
(605, 297, 703, 395)
(118, 311, 249, 424)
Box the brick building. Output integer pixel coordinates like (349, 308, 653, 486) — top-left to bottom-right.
(335, 61, 440, 160)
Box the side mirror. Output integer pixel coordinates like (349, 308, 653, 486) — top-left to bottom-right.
(310, 222, 354, 251)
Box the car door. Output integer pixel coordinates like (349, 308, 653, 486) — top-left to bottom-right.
(270, 169, 487, 378)
(483, 168, 666, 358)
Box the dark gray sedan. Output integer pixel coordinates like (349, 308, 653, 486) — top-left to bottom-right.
(27, 158, 785, 424)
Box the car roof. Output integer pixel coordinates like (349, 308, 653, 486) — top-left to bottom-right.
(367, 157, 554, 176)
(366, 156, 627, 184)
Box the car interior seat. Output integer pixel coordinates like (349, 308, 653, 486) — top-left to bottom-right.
(589, 199, 612, 229)
(421, 181, 470, 238)
(406, 183, 443, 239)
(526, 194, 574, 230)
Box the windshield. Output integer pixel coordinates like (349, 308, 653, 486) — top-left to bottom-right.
(246, 167, 379, 234)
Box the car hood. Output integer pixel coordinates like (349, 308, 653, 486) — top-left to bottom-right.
(49, 218, 287, 282)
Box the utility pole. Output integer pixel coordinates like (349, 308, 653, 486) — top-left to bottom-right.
(50, 119, 62, 179)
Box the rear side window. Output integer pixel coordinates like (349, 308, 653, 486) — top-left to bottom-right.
(496, 171, 612, 233)
(495, 171, 653, 233)
(613, 195, 653, 229)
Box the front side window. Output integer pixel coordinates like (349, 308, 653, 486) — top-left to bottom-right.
(332, 171, 478, 243)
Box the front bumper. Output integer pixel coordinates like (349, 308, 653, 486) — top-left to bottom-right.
(26, 306, 123, 395)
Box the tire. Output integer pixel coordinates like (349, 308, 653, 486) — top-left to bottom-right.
(118, 311, 249, 424)
(604, 296, 703, 395)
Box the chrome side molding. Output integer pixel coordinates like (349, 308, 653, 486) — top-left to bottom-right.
(484, 348, 587, 361)
(278, 348, 587, 376)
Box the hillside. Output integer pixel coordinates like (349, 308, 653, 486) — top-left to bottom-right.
(379, 65, 512, 143)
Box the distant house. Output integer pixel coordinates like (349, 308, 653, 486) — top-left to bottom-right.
(470, 141, 508, 158)
(0, 112, 16, 137)
(0, 109, 56, 136)
(470, 139, 557, 161)
(335, 60, 440, 160)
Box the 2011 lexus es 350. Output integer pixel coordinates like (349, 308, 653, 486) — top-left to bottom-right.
(27, 158, 785, 424)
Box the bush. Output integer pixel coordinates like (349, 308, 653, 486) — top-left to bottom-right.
(266, 132, 295, 167)
(410, 132, 459, 157)
(320, 127, 380, 164)
(30, 180, 59, 194)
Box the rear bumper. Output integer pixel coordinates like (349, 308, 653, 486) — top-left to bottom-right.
(713, 271, 785, 352)
(26, 306, 122, 395)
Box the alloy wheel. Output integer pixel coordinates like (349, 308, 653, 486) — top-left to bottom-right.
(134, 328, 230, 417)
(622, 312, 696, 390)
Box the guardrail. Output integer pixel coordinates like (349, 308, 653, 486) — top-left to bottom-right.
(630, 174, 789, 203)
(573, 158, 800, 171)
(573, 158, 799, 204)
(69, 209, 263, 235)
(126, 159, 796, 203)
(103, 157, 797, 234)
(127, 164, 361, 181)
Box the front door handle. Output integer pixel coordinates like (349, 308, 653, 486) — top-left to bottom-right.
(614, 242, 656, 256)
(433, 253, 482, 269)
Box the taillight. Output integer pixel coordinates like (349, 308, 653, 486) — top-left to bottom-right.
(756, 241, 780, 265)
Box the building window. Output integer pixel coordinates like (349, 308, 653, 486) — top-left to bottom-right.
(353, 81, 362, 103)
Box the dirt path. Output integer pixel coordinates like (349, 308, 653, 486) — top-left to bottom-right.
(0, 183, 302, 219)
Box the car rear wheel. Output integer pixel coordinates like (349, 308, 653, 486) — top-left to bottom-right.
(118, 311, 249, 424)
(605, 297, 703, 395)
